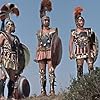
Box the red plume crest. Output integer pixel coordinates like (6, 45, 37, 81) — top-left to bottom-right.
(74, 6, 83, 16)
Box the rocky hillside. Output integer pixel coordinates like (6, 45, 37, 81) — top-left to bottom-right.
(22, 67, 100, 100)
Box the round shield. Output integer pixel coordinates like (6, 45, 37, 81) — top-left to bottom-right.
(18, 43, 30, 73)
(51, 35, 62, 68)
(93, 35, 99, 62)
(21, 43, 30, 66)
(17, 76, 30, 97)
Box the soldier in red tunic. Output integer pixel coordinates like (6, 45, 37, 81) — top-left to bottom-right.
(35, 0, 62, 96)
(35, 15, 58, 96)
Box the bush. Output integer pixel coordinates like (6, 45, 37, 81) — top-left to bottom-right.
(62, 67, 100, 100)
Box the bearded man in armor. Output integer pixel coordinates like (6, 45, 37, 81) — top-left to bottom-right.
(69, 7, 97, 79)
(0, 19, 21, 100)
(0, 3, 30, 99)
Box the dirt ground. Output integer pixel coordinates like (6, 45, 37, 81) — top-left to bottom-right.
(21, 95, 63, 100)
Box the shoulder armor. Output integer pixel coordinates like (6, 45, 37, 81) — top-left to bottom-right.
(85, 28, 96, 44)
(0, 31, 3, 34)
(84, 28, 91, 30)
(0, 31, 5, 35)
(12, 34, 20, 44)
(85, 28, 95, 38)
(49, 28, 58, 35)
(36, 29, 42, 37)
(71, 29, 76, 36)
(71, 29, 75, 32)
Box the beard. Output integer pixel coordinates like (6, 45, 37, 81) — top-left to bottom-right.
(5, 26, 15, 33)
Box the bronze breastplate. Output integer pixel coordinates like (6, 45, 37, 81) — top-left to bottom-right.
(39, 33, 51, 48)
(74, 32, 89, 48)
(2, 39, 11, 53)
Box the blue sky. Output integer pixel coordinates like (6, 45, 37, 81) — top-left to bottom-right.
(0, 0, 100, 96)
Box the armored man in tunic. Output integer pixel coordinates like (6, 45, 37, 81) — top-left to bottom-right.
(69, 7, 98, 79)
(35, 15, 58, 96)
(35, 0, 62, 96)
(0, 3, 29, 100)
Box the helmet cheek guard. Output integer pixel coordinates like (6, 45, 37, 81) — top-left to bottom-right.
(41, 16, 50, 24)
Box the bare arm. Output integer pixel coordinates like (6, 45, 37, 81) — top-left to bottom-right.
(0, 34, 5, 62)
(0, 34, 5, 46)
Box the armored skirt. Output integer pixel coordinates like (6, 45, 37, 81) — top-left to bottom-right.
(35, 48, 51, 61)
(2, 52, 18, 70)
(35, 28, 58, 63)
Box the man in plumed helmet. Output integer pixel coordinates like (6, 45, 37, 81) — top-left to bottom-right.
(0, 3, 23, 99)
(69, 7, 98, 79)
(35, 15, 58, 96)
(0, 19, 21, 99)
(34, 0, 61, 96)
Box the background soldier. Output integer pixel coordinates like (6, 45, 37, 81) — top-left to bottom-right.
(35, 0, 62, 96)
(69, 7, 98, 79)
(0, 19, 20, 100)
(0, 3, 24, 100)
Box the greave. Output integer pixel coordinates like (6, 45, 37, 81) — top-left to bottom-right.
(39, 69, 46, 94)
(7, 80, 14, 98)
(49, 67, 55, 94)
(89, 69, 93, 75)
(50, 81, 55, 94)
(0, 79, 5, 96)
(88, 63, 94, 75)
(77, 65, 83, 79)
